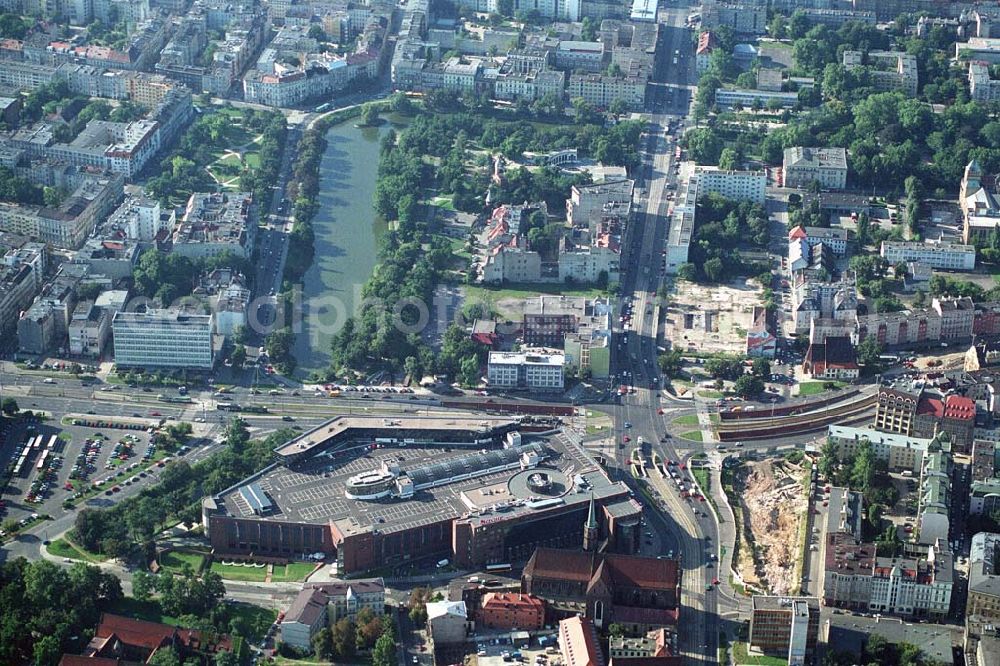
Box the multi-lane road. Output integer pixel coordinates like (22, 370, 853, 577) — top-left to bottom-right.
(606, 5, 734, 662)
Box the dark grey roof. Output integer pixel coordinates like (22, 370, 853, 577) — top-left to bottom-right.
(407, 443, 544, 487)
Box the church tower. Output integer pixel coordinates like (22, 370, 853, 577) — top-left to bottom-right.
(582, 494, 599, 552)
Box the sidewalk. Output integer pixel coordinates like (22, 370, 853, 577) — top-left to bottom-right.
(706, 455, 749, 618)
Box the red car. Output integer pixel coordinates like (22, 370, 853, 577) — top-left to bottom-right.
(657, 408, 664, 414)
(150, 411, 161, 416)
(712, 578, 720, 585)
(623, 435, 631, 443)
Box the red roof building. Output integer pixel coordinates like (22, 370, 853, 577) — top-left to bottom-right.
(522, 548, 681, 634)
(914, 393, 976, 453)
(67, 613, 235, 665)
(479, 592, 546, 630)
(802, 336, 859, 380)
(559, 616, 604, 666)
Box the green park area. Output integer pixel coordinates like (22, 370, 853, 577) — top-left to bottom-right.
(48, 537, 106, 563)
(143, 105, 286, 209)
(797, 381, 845, 397)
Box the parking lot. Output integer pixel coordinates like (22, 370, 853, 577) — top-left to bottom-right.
(473, 638, 562, 666)
(1, 415, 181, 538)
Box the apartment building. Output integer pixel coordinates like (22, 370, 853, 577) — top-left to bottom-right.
(17, 261, 87, 355)
(280, 579, 385, 650)
(791, 279, 857, 335)
(459, 0, 582, 22)
(0, 61, 58, 90)
(521, 296, 612, 379)
(558, 245, 619, 283)
(870, 383, 975, 452)
(554, 41, 605, 72)
(487, 349, 565, 391)
(843, 50, 919, 97)
(827, 425, 941, 475)
(664, 163, 766, 274)
(958, 37, 1000, 65)
(607, 629, 679, 666)
(825, 487, 864, 540)
(112, 309, 215, 369)
(0, 172, 124, 249)
(969, 61, 1000, 102)
(822, 535, 953, 619)
(968, 532, 1000, 622)
(880, 240, 976, 271)
(0, 242, 45, 337)
(856, 297, 976, 349)
(67, 299, 111, 357)
(714, 87, 799, 111)
(41, 118, 161, 180)
(788, 226, 849, 255)
(917, 449, 952, 545)
(696, 32, 718, 74)
(749, 596, 820, 665)
(701, 1, 767, 35)
(783, 147, 848, 190)
(695, 166, 767, 204)
(482, 244, 543, 283)
(566, 179, 634, 228)
(102, 195, 173, 242)
(171, 192, 256, 259)
(567, 72, 646, 111)
(798, 8, 876, 27)
(971, 479, 1000, 516)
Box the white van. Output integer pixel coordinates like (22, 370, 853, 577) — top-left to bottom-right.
(436, 559, 449, 568)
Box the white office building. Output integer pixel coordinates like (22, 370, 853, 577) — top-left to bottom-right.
(880, 241, 976, 271)
(112, 308, 215, 368)
(488, 349, 565, 391)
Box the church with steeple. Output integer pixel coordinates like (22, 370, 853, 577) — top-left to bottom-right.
(583, 494, 599, 552)
(961, 159, 1000, 244)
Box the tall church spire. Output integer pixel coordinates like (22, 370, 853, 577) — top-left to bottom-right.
(583, 494, 598, 551)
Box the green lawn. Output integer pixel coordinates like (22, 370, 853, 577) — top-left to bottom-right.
(272, 561, 317, 582)
(698, 390, 724, 399)
(429, 194, 456, 211)
(679, 430, 704, 442)
(210, 560, 315, 582)
(48, 536, 107, 563)
(464, 284, 608, 319)
(797, 381, 845, 396)
(243, 151, 261, 170)
(210, 561, 269, 581)
(228, 602, 278, 641)
(732, 641, 788, 666)
(672, 414, 700, 427)
(160, 550, 206, 574)
(692, 467, 710, 492)
(107, 597, 182, 625)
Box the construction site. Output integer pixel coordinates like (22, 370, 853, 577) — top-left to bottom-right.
(662, 279, 764, 355)
(729, 456, 809, 596)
